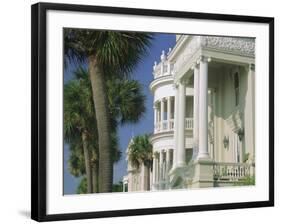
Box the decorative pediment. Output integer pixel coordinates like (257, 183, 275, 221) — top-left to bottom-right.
(173, 37, 201, 75)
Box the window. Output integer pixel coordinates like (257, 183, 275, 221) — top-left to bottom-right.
(234, 72, 239, 106)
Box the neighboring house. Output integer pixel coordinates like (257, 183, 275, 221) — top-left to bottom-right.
(123, 139, 150, 192)
(124, 34, 255, 192)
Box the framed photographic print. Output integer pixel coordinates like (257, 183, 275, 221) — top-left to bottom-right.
(31, 2, 274, 222)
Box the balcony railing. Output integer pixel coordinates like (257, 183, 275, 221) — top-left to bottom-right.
(153, 62, 174, 79)
(154, 118, 193, 133)
(153, 50, 175, 79)
(213, 162, 254, 181)
(185, 118, 193, 129)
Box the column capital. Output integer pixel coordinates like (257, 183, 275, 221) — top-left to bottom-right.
(179, 77, 190, 85)
(196, 55, 211, 64)
(161, 97, 166, 102)
(249, 63, 255, 71)
(172, 82, 179, 89)
(191, 61, 199, 70)
(153, 151, 159, 157)
(153, 101, 159, 108)
(164, 96, 171, 101)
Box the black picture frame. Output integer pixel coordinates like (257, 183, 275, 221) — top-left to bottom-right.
(31, 2, 274, 222)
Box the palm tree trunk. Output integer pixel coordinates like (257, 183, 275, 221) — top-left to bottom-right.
(88, 55, 113, 192)
(81, 131, 93, 193)
(92, 161, 99, 193)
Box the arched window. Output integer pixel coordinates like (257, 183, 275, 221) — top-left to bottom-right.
(234, 72, 239, 106)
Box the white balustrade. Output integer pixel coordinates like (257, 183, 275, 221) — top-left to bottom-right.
(213, 162, 253, 181)
(162, 120, 168, 130)
(155, 122, 161, 132)
(154, 118, 193, 133)
(153, 61, 175, 79)
(170, 119, 174, 130)
(185, 118, 193, 130)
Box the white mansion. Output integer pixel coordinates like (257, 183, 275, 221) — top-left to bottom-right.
(123, 34, 255, 192)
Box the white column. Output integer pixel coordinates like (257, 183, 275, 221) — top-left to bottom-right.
(156, 103, 160, 132)
(193, 64, 200, 158)
(162, 150, 166, 182)
(166, 149, 171, 173)
(173, 84, 179, 168)
(167, 96, 171, 130)
(177, 79, 186, 166)
(160, 98, 165, 130)
(155, 154, 159, 185)
(153, 105, 157, 132)
(246, 64, 255, 163)
(157, 104, 160, 122)
(171, 149, 174, 169)
(159, 150, 163, 182)
(152, 155, 156, 185)
(198, 56, 209, 159)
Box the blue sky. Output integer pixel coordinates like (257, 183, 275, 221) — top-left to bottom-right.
(63, 33, 176, 194)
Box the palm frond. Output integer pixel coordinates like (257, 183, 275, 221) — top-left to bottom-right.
(64, 28, 154, 77)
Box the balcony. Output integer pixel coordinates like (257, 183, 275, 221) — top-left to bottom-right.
(154, 118, 193, 133)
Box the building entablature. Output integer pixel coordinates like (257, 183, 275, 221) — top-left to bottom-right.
(152, 35, 255, 85)
(149, 75, 174, 93)
(171, 35, 255, 83)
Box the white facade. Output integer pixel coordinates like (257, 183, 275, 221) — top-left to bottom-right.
(125, 34, 255, 191)
(123, 140, 151, 192)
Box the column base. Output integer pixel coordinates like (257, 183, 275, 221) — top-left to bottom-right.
(188, 158, 214, 188)
(197, 153, 211, 160)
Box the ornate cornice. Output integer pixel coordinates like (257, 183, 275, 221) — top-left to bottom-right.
(201, 36, 255, 57)
(250, 63, 255, 71)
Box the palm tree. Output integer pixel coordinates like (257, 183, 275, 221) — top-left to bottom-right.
(68, 140, 86, 178)
(65, 67, 146, 193)
(128, 134, 153, 191)
(64, 73, 97, 193)
(64, 29, 153, 192)
(128, 134, 153, 168)
(76, 177, 88, 194)
(67, 137, 100, 193)
(107, 79, 146, 125)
